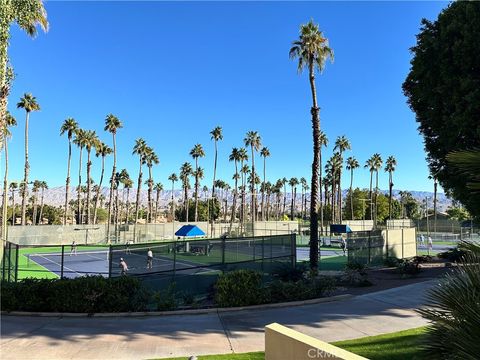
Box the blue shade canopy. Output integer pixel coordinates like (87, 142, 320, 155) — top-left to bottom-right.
(175, 225, 206, 237)
(330, 224, 353, 234)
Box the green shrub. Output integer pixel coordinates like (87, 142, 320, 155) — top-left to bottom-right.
(419, 241, 480, 358)
(154, 284, 177, 311)
(214, 270, 268, 307)
(1, 276, 150, 313)
(341, 269, 372, 287)
(384, 257, 401, 267)
(268, 276, 336, 302)
(273, 263, 307, 282)
(437, 247, 468, 262)
(345, 261, 367, 273)
(396, 258, 421, 277)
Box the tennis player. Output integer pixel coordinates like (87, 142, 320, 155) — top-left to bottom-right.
(146, 248, 153, 269)
(70, 241, 77, 256)
(119, 258, 128, 275)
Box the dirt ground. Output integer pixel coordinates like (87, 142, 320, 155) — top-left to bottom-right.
(334, 258, 454, 297)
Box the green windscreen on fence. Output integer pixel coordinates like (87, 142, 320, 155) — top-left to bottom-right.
(347, 230, 385, 266)
(4, 234, 296, 298)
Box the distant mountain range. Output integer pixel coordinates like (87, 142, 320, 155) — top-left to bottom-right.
(19, 186, 452, 212)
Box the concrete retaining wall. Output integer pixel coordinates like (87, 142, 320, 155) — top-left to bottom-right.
(265, 323, 367, 360)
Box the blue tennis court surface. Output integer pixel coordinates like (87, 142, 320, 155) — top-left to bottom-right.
(27, 247, 214, 279)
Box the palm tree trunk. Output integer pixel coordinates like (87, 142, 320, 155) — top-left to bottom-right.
(147, 166, 153, 223)
(38, 188, 45, 225)
(134, 158, 142, 233)
(155, 189, 160, 224)
(194, 158, 199, 222)
(350, 169, 354, 220)
(388, 172, 393, 221)
(319, 149, 324, 234)
(283, 183, 287, 216)
(229, 163, 238, 233)
(369, 171, 373, 221)
(11, 190, 15, 226)
(290, 185, 294, 220)
(185, 185, 189, 222)
(375, 170, 379, 226)
(2, 140, 9, 240)
(93, 156, 105, 225)
(106, 133, 116, 243)
(338, 164, 343, 223)
(125, 187, 130, 224)
(308, 60, 320, 271)
(77, 148, 83, 224)
(261, 157, 266, 221)
(64, 138, 72, 225)
(32, 193, 38, 225)
(86, 150, 92, 224)
(250, 146, 256, 223)
(21, 111, 30, 225)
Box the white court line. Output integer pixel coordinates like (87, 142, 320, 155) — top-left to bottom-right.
(31, 254, 82, 276)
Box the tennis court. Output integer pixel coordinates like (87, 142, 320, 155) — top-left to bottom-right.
(10, 234, 296, 280)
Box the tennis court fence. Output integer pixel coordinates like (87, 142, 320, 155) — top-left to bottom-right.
(1, 234, 296, 296)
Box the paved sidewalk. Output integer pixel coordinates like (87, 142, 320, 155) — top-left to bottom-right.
(0, 280, 437, 360)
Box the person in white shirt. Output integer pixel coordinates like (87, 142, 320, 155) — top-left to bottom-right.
(146, 248, 153, 269)
(428, 236, 433, 251)
(119, 258, 128, 275)
(420, 234, 425, 247)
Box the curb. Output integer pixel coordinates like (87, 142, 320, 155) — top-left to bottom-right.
(1, 294, 353, 318)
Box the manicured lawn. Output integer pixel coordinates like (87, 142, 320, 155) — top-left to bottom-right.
(333, 326, 427, 360)
(318, 255, 347, 270)
(158, 327, 427, 360)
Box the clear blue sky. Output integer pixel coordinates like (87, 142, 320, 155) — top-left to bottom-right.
(5, 1, 448, 192)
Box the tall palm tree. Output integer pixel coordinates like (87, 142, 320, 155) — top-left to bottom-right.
(9, 181, 18, 226)
(133, 138, 147, 233)
(145, 147, 159, 223)
(73, 129, 86, 224)
(2, 112, 16, 236)
(168, 173, 178, 223)
(290, 177, 300, 220)
(0, 0, 47, 151)
(93, 142, 112, 224)
(180, 163, 193, 222)
(195, 166, 205, 217)
(210, 126, 223, 199)
(244, 131, 262, 223)
(60, 118, 78, 225)
(346, 156, 359, 220)
(318, 131, 328, 233)
(83, 130, 98, 224)
(260, 146, 271, 221)
(190, 144, 205, 222)
(290, 19, 333, 271)
(37, 180, 47, 224)
(229, 148, 241, 231)
(334, 136, 350, 223)
(104, 114, 123, 241)
(16, 93, 40, 225)
(385, 156, 397, 221)
(154, 183, 163, 223)
(282, 177, 288, 217)
(372, 153, 383, 226)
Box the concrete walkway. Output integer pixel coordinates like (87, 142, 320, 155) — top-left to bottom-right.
(0, 280, 436, 360)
